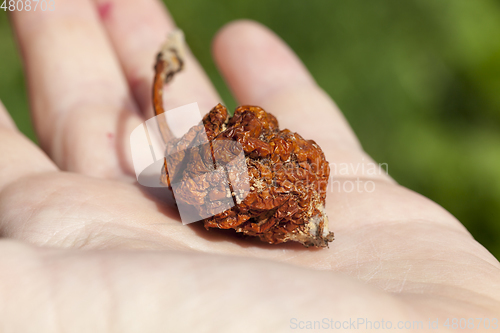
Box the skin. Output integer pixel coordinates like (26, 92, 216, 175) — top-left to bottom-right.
(0, 0, 499, 332)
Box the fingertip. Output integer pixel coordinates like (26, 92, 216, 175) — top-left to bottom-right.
(212, 19, 266, 52)
(212, 19, 315, 104)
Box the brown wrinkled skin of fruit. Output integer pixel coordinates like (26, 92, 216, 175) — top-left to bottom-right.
(161, 104, 334, 247)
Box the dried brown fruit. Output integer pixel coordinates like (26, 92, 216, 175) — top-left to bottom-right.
(153, 30, 334, 247)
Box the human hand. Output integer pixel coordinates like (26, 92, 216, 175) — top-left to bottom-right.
(0, 0, 499, 331)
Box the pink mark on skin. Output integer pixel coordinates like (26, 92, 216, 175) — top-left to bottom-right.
(107, 132, 114, 140)
(98, 2, 113, 20)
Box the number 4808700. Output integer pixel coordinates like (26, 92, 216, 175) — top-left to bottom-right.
(1, 0, 55, 11)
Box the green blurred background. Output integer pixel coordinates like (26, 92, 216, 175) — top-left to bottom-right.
(1, 0, 499, 258)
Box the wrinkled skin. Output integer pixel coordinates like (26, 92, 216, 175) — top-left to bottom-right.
(0, 1, 499, 332)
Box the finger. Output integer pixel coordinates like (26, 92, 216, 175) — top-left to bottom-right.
(0, 101, 57, 192)
(213, 20, 359, 148)
(11, 0, 144, 179)
(92, 0, 221, 118)
(213, 20, 392, 182)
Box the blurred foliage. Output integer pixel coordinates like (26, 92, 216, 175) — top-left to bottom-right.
(0, 0, 499, 258)
(0, 12, 33, 140)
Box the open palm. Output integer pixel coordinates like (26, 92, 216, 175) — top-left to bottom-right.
(0, 0, 498, 331)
